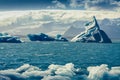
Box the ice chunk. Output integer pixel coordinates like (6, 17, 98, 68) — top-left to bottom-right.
(55, 34, 68, 41)
(27, 33, 55, 41)
(0, 33, 22, 43)
(0, 63, 119, 80)
(87, 64, 109, 80)
(42, 75, 71, 80)
(87, 64, 120, 80)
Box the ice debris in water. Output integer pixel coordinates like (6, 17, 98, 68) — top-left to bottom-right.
(48, 63, 75, 77)
(0, 63, 76, 80)
(0, 75, 11, 80)
(87, 64, 120, 80)
(87, 64, 109, 80)
(0, 63, 120, 80)
(42, 75, 71, 80)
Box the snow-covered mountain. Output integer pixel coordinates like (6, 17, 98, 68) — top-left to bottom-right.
(99, 18, 120, 39)
(63, 26, 84, 39)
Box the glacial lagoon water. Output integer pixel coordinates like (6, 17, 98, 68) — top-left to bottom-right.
(0, 42, 120, 80)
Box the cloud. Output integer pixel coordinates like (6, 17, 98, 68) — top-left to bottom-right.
(0, 10, 120, 35)
(69, 0, 120, 11)
(85, 0, 120, 11)
(47, 0, 66, 9)
(69, 0, 84, 8)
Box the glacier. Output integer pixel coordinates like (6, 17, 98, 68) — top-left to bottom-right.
(71, 16, 112, 43)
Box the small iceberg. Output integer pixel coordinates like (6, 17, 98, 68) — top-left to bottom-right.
(0, 33, 22, 43)
(27, 33, 68, 42)
(71, 16, 112, 43)
(27, 33, 55, 41)
(55, 34, 68, 42)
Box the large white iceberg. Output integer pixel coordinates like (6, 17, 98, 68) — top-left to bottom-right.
(71, 16, 112, 43)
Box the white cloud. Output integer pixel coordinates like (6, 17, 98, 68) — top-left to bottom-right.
(0, 10, 120, 35)
(47, 0, 66, 9)
(70, 0, 83, 8)
(69, 0, 120, 11)
(84, 0, 120, 11)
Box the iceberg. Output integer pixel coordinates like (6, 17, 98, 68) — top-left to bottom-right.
(55, 34, 68, 42)
(71, 16, 112, 43)
(27, 33, 55, 41)
(0, 33, 22, 43)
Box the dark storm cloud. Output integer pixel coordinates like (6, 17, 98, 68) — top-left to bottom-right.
(85, 0, 120, 10)
(0, 0, 52, 10)
(0, 0, 69, 10)
(0, 0, 120, 11)
(68, 0, 120, 10)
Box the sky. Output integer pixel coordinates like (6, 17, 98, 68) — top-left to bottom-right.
(0, 10, 120, 35)
(0, 0, 120, 11)
(0, 0, 120, 36)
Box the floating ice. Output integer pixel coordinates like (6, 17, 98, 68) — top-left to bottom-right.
(48, 63, 75, 77)
(87, 64, 109, 80)
(42, 75, 71, 80)
(27, 33, 68, 42)
(71, 16, 112, 43)
(27, 33, 55, 41)
(0, 75, 11, 80)
(0, 33, 22, 43)
(55, 34, 68, 41)
(87, 64, 120, 80)
(0, 63, 120, 80)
